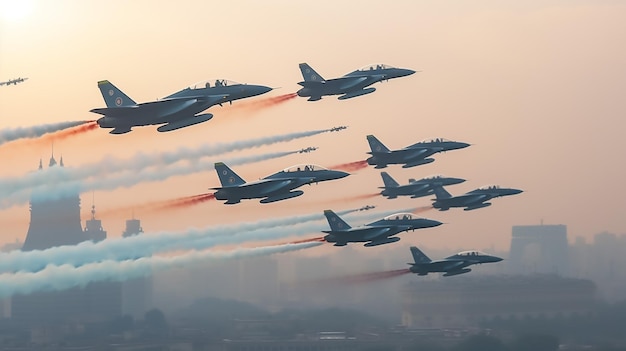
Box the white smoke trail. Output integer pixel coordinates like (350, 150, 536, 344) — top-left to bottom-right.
(0, 120, 92, 147)
(0, 129, 330, 198)
(0, 207, 413, 273)
(0, 151, 296, 208)
(0, 242, 321, 299)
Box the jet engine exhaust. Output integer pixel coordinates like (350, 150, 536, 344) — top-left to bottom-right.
(223, 93, 297, 114)
(310, 268, 411, 287)
(285, 236, 326, 244)
(412, 205, 434, 215)
(0, 120, 97, 148)
(158, 193, 216, 210)
(330, 160, 368, 172)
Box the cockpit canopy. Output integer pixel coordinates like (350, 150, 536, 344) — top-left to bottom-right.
(357, 64, 396, 71)
(423, 175, 445, 180)
(456, 250, 488, 257)
(186, 79, 242, 89)
(477, 185, 501, 190)
(280, 164, 328, 173)
(383, 213, 415, 221)
(415, 137, 454, 144)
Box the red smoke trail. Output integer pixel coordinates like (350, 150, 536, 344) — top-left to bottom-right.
(311, 268, 411, 287)
(222, 93, 297, 114)
(286, 236, 326, 244)
(39, 121, 98, 143)
(330, 160, 368, 172)
(157, 193, 216, 210)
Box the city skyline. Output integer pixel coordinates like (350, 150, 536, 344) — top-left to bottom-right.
(1, 0, 625, 253)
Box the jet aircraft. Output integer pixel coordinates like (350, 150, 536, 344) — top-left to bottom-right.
(379, 172, 465, 199)
(210, 163, 349, 204)
(330, 126, 347, 132)
(408, 246, 503, 277)
(296, 63, 415, 101)
(431, 185, 523, 211)
(298, 146, 318, 153)
(366, 135, 470, 169)
(0, 77, 28, 86)
(91, 79, 272, 134)
(357, 205, 376, 211)
(322, 210, 442, 247)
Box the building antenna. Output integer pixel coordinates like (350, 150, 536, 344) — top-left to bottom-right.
(91, 191, 96, 220)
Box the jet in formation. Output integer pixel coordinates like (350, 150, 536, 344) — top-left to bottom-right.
(0, 77, 28, 86)
(431, 184, 523, 211)
(210, 163, 349, 204)
(379, 172, 465, 199)
(91, 79, 272, 134)
(366, 135, 470, 169)
(357, 205, 376, 211)
(322, 210, 442, 247)
(298, 146, 318, 153)
(408, 246, 503, 277)
(330, 126, 348, 132)
(296, 63, 415, 101)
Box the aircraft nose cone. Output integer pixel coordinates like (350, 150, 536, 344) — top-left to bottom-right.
(492, 256, 504, 262)
(405, 69, 417, 76)
(258, 85, 273, 95)
(336, 171, 350, 179)
(424, 219, 443, 228)
(457, 142, 471, 149)
(509, 189, 523, 195)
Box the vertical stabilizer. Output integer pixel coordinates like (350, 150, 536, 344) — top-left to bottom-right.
(323, 210, 352, 231)
(97, 80, 137, 107)
(299, 63, 326, 82)
(410, 246, 432, 264)
(380, 172, 399, 188)
(214, 162, 246, 187)
(432, 185, 452, 200)
(366, 135, 391, 153)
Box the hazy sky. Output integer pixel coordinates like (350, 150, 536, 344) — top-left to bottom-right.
(0, 0, 625, 253)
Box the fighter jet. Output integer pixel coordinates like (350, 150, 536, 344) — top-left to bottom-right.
(330, 126, 347, 132)
(0, 77, 28, 86)
(322, 210, 442, 247)
(379, 172, 465, 199)
(366, 135, 470, 169)
(298, 146, 318, 153)
(91, 79, 272, 134)
(357, 205, 376, 211)
(431, 184, 523, 211)
(296, 63, 415, 101)
(211, 163, 349, 204)
(408, 246, 503, 277)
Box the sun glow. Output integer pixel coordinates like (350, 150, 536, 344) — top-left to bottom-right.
(0, 0, 33, 22)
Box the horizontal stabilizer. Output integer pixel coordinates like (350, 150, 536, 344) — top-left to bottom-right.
(109, 127, 132, 135)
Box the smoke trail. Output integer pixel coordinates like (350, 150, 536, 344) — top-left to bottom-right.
(222, 93, 297, 114)
(412, 205, 434, 214)
(1, 151, 296, 209)
(0, 242, 320, 299)
(0, 120, 95, 147)
(307, 268, 411, 287)
(29, 121, 98, 145)
(0, 207, 408, 273)
(0, 129, 331, 199)
(157, 193, 216, 210)
(330, 160, 368, 172)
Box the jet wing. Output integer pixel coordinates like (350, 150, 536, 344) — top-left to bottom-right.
(213, 178, 310, 196)
(448, 193, 490, 204)
(425, 260, 466, 271)
(90, 98, 201, 117)
(361, 227, 392, 240)
(337, 75, 385, 90)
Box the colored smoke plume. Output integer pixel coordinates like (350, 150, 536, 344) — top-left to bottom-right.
(286, 236, 325, 244)
(158, 193, 216, 210)
(0, 120, 96, 148)
(412, 205, 433, 215)
(312, 268, 411, 287)
(223, 93, 297, 114)
(330, 160, 368, 172)
(39, 121, 98, 143)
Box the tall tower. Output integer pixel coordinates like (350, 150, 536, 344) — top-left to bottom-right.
(121, 216, 153, 317)
(509, 224, 569, 275)
(12, 155, 122, 328)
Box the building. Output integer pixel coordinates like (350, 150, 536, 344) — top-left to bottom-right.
(11, 155, 122, 329)
(509, 224, 569, 275)
(121, 217, 153, 318)
(401, 275, 596, 329)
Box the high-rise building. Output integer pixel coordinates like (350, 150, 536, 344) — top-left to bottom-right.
(509, 224, 569, 275)
(121, 216, 153, 318)
(11, 155, 122, 327)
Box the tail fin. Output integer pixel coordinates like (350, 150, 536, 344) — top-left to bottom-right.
(366, 135, 390, 153)
(214, 162, 246, 187)
(410, 246, 432, 264)
(299, 63, 326, 82)
(97, 80, 137, 107)
(380, 172, 399, 188)
(323, 210, 352, 231)
(432, 185, 452, 199)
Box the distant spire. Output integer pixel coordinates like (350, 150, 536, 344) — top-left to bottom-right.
(91, 192, 96, 220)
(60, 155, 64, 167)
(49, 143, 56, 167)
(38, 158, 43, 170)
